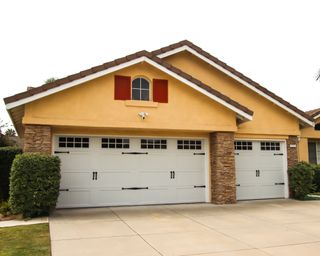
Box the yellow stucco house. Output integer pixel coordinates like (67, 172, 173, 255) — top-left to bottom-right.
(3, 40, 320, 208)
(300, 108, 320, 164)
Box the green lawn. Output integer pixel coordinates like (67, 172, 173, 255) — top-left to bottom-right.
(0, 223, 50, 256)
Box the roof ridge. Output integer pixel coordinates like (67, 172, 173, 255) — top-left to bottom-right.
(152, 40, 313, 123)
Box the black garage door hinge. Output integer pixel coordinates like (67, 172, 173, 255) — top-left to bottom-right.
(122, 152, 148, 155)
(122, 187, 149, 190)
(274, 153, 283, 156)
(193, 153, 205, 155)
(275, 182, 285, 185)
(194, 185, 206, 188)
(236, 184, 240, 186)
(54, 151, 70, 154)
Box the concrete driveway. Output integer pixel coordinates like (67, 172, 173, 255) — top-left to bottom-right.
(49, 200, 320, 256)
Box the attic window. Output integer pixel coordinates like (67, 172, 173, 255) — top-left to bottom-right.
(315, 124, 320, 131)
(132, 77, 149, 101)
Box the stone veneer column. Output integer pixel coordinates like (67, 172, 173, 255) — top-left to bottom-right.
(210, 132, 236, 204)
(286, 136, 299, 169)
(24, 125, 52, 154)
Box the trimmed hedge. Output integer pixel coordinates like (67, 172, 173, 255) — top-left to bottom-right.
(0, 147, 22, 201)
(288, 161, 315, 199)
(313, 165, 320, 192)
(9, 153, 61, 217)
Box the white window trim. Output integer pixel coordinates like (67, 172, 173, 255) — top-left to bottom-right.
(157, 46, 314, 127)
(132, 77, 150, 101)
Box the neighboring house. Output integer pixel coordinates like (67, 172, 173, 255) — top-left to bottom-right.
(2, 40, 318, 208)
(300, 108, 320, 164)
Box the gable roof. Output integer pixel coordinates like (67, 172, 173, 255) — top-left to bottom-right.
(152, 40, 314, 126)
(306, 108, 320, 120)
(4, 50, 253, 121)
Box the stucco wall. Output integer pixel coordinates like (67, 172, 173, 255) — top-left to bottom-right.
(164, 51, 301, 136)
(23, 62, 237, 133)
(299, 117, 320, 161)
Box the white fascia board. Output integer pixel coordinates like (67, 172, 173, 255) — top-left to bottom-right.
(313, 114, 320, 120)
(5, 57, 146, 110)
(157, 46, 314, 127)
(6, 56, 252, 121)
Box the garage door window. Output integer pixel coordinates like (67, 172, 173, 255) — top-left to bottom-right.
(177, 140, 202, 150)
(59, 137, 89, 148)
(234, 141, 252, 150)
(260, 141, 280, 151)
(101, 138, 130, 149)
(141, 139, 167, 149)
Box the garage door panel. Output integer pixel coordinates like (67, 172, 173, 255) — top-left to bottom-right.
(57, 190, 91, 208)
(175, 155, 204, 171)
(175, 171, 205, 186)
(235, 156, 256, 170)
(235, 140, 285, 201)
(60, 172, 91, 188)
(96, 154, 137, 170)
(95, 171, 135, 188)
(59, 153, 92, 170)
(93, 189, 138, 206)
(176, 187, 206, 202)
(256, 185, 284, 199)
(138, 188, 176, 204)
(138, 171, 173, 187)
(55, 136, 206, 208)
(236, 171, 256, 184)
(258, 171, 284, 185)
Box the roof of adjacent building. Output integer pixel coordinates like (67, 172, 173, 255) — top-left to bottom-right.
(306, 108, 320, 119)
(152, 40, 314, 123)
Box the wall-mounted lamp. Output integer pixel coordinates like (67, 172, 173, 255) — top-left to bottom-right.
(138, 112, 148, 120)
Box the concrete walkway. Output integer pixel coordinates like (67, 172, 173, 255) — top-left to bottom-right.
(49, 199, 320, 256)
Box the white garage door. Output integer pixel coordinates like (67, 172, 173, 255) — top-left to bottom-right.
(54, 136, 206, 208)
(235, 140, 286, 200)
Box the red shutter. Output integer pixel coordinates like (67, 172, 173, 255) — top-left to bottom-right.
(114, 75, 131, 100)
(153, 79, 168, 103)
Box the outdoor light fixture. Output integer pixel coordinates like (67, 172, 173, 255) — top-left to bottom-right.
(138, 112, 148, 120)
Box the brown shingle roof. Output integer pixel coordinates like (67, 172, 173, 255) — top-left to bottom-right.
(3, 50, 253, 117)
(306, 108, 320, 118)
(152, 40, 314, 123)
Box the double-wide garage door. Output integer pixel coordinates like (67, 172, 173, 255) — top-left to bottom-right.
(54, 136, 206, 208)
(235, 140, 286, 200)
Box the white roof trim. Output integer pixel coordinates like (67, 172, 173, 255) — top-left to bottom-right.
(5, 56, 252, 120)
(157, 46, 314, 127)
(314, 114, 320, 120)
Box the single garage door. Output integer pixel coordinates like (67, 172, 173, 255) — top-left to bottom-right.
(235, 140, 286, 200)
(54, 136, 206, 208)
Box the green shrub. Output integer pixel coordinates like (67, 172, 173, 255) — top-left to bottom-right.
(0, 201, 11, 217)
(313, 164, 320, 192)
(288, 161, 315, 199)
(9, 153, 61, 217)
(0, 147, 22, 201)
